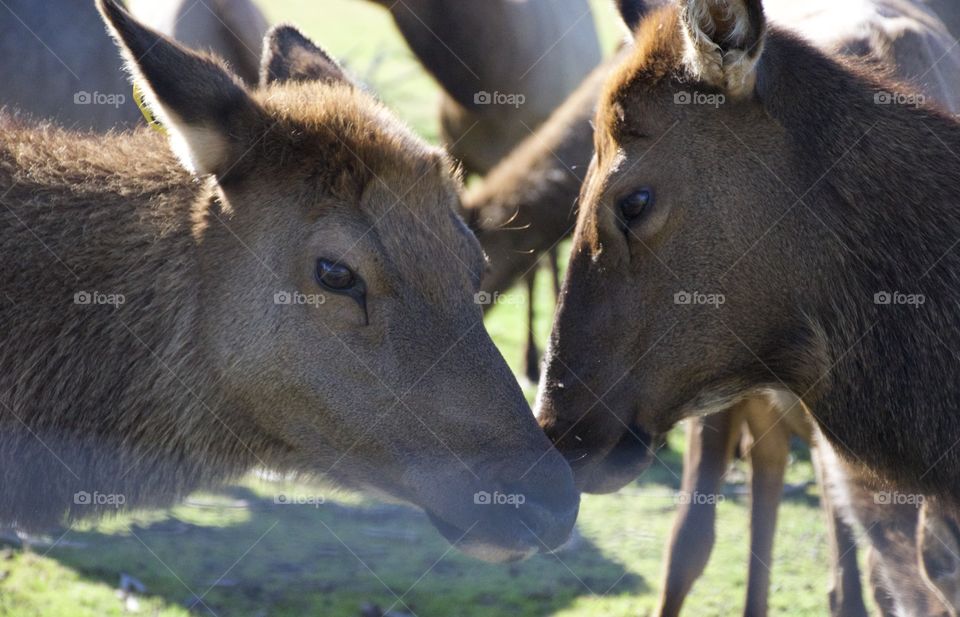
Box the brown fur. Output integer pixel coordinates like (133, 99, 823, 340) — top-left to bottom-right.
(539, 0, 960, 508)
(0, 1, 578, 563)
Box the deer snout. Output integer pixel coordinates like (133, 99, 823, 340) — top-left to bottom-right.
(538, 374, 656, 494)
(498, 449, 580, 552)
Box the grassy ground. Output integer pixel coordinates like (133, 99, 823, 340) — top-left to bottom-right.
(0, 1, 857, 616)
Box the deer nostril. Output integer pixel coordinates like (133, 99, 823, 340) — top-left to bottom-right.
(512, 489, 579, 551)
(501, 462, 580, 552)
(605, 424, 653, 468)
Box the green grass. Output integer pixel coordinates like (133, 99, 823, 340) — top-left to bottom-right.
(0, 2, 858, 616)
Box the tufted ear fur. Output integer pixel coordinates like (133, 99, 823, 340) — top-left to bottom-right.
(259, 25, 350, 87)
(678, 0, 766, 98)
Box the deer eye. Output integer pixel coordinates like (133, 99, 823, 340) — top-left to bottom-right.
(315, 259, 356, 291)
(618, 188, 653, 224)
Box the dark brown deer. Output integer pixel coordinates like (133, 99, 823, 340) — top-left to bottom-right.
(467, 0, 959, 611)
(0, 0, 578, 563)
(539, 0, 960, 525)
(464, 58, 612, 381)
(534, 0, 960, 608)
(646, 0, 960, 613)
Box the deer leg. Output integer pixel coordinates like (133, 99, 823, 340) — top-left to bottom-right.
(812, 444, 869, 617)
(656, 408, 742, 617)
(523, 270, 540, 383)
(742, 401, 793, 617)
(919, 500, 960, 617)
(865, 547, 897, 617)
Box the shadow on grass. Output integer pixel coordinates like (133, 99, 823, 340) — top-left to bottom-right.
(19, 485, 643, 617)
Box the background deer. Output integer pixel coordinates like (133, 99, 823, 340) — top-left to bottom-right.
(0, 0, 578, 563)
(364, 0, 601, 176)
(366, 0, 603, 380)
(0, 0, 268, 130)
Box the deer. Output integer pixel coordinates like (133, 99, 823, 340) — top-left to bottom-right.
(0, 0, 579, 564)
(534, 0, 960, 612)
(364, 0, 602, 176)
(817, 442, 960, 617)
(365, 0, 603, 381)
(466, 0, 960, 383)
(0, 0, 268, 131)
(648, 0, 960, 614)
(465, 0, 960, 612)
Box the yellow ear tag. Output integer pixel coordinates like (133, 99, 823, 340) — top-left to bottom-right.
(132, 83, 167, 135)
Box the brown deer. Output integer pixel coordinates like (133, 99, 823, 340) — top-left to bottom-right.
(649, 0, 960, 614)
(538, 0, 960, 528)
(0, 0, 268, 130)
(0, 0, 578, 564)
(466, 0, 959, 612)
(466, 0, 960, 382)
(653, 400, 860, 616)
(366, 0, 602, 381)
(364, 0, 602, 176)
(535, 0, 960, 608)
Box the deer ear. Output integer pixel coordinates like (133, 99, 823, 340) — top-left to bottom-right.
(259, 25, 350, 87)
(679, 0, 766, 98)
(96, 0, 259, 178)
(614, 0, 652, 31)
